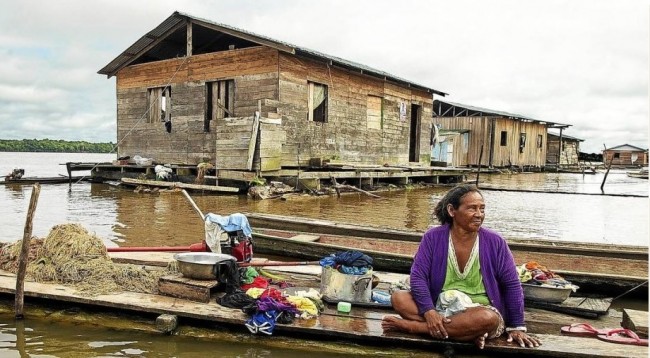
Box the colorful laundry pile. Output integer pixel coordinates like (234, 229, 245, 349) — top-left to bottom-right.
(517, 261, 579, 291)
(216, 266, 324, 335)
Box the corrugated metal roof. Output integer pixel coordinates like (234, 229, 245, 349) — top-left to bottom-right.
(98, 14, 185, 76)
(98, 11, 446, 96)
(547, 131, 584, 142)
(605, 144, 648, 151)
(433, 99, 570, 128)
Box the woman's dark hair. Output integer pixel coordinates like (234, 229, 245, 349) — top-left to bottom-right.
(434, 184, 482, 225)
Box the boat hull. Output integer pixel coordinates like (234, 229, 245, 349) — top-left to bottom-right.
(251, 229, 648, 297)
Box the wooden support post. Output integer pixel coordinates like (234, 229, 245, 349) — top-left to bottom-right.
(66, 162, 72, 183)
(15, 183, 41, 319)
(186, 21, 192, 57)
(247, 114, 260, 171)
(475, 144, 484, 187)
(600, 144, 613, 193)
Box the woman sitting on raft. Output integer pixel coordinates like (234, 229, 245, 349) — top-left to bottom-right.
(382, 184, 540, 349)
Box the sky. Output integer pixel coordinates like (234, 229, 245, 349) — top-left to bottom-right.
(0, 0, 648, 154)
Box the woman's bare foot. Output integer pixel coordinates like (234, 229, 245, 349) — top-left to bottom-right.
(381, 315, 421, 334)
(474, 333, 488, 349)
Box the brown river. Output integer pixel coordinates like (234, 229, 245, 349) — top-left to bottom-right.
(0, 152, 648, 357)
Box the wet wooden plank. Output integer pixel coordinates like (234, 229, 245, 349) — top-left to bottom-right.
(120, 178, 239, 192)
(0, 271, 644, 357)
(622, 309, 648, 337)
(158, 274, 219, 303)
(525, 297, 612, 318)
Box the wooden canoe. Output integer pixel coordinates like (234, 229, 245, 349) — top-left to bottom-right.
(1, 266, 645, 358)
(0, 176, 89, 185)
(251, 228, 648, 297)
(245, 212, 648, 261)
(101, 252, 647, 358)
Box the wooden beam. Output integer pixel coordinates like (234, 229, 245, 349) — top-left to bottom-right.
(247, 115, 260, 170)
(108, 20, 187, 77)
(191, 19, 295, 54)
(186, 21, 192, 57)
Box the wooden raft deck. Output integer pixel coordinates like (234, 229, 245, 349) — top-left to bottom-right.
(1, 255, 646, 358)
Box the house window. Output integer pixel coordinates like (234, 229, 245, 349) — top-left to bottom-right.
(367, 95, 383, 130)
(614, 153, 620, 159)
(537, 134, 543, 148)
(500, 131, 507, 146)
(205, 80, 235, 132)
(148, 87, 171, 124)
(519, 133, 527, 153)
(308, 82, 328, 122)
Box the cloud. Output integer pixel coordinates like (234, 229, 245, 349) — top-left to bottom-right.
(0, 0, 647, 155)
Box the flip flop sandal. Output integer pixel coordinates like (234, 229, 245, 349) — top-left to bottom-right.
(560, 323, 614, 337)
(597, 328, 649, 346)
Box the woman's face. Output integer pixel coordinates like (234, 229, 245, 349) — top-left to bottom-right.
(447, 191, 485, 232)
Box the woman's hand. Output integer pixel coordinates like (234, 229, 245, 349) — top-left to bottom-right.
(507, 330, 541, 348)
(423, 309, 451, 339)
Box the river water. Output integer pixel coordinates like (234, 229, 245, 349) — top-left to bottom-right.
(0, 152, 648, 357)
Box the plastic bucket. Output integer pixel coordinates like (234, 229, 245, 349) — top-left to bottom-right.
(320, 266, 373, 303)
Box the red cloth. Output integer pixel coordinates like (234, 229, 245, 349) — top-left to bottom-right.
(241, 276, 269, 291)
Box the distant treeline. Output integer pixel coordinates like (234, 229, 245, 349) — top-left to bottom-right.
(578, 152, 603, 162)
(0, 139, 115, 153)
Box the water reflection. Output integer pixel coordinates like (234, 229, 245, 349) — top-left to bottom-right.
(1, 152, 647, 248)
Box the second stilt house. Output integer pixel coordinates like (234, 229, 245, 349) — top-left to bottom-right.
(433, 100, 570, 169)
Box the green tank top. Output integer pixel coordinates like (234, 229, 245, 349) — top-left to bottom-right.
(442, 236, 490, 305)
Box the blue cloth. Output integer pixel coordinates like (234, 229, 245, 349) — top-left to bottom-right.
(339, 265, 368, 275)
(204, 213, 252, 237)
(245, 310, 277, 335)
(335, 251, 373, 267)
(319, 251, 373, 268)
(319, 256, 336, 268)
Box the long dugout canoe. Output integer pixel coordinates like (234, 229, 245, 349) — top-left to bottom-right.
(251, 229, 648, 298)
(0, 176, 89, 185)
(245, 212, 648, 261)
(0, 269, 644, 358)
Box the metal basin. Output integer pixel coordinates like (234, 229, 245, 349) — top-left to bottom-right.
(522, 283, 572, 303)
(174, 252, 236, 280)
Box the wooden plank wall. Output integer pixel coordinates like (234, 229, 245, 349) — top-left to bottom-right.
(492, 118, 547, 167)
(434, 116, 548, 167)
(114, 46, 279, 165)
(547, 137, 580, 165)
(603, 150, 649, 166)
(277, 53, 433, 167)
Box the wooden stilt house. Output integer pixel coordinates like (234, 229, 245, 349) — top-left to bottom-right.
(98, 11, 447, 179)
(546, 132, 583, 166)
(433, 100, 570, 169)
(603, 144, 648, 167)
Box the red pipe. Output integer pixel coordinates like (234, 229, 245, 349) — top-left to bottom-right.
(106, 241, 209, 253)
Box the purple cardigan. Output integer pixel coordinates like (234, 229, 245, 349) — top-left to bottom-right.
(410, 224, 525, 328)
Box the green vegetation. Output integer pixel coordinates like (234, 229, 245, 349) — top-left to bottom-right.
(0, 139, 114, 153)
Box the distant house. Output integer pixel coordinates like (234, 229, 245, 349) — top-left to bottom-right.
(433, 100, 570, 168)
(98, 11, 446, 174)
(431, 129, 469, 167)
(546, 132, 583, 166)
(602, 144, 648, 167)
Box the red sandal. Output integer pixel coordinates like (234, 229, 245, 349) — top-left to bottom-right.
(560, 323, 614, 337)
(597, 328, 648, 346)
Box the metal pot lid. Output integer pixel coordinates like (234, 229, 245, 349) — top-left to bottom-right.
(173, 252, 236, 265)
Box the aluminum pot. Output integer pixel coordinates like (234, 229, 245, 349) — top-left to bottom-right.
(174, 252, 236, 280)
